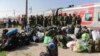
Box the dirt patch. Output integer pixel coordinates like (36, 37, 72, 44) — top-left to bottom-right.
(7, 43, 100, 56)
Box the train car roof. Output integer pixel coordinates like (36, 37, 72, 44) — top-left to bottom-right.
(61, 4, 100, 11)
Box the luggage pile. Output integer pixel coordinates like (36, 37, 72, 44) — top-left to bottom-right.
(43, 25, 100, 53)
(0, 24, 100, 54)
(0, 25, 45, 51)
(31, 25, 45, 42)
(66, 26, 100, 53)
(0, 28, 30, 51)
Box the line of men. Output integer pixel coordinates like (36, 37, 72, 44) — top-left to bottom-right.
(21, 14, 82, 29)
(29, 14, 82, 27)
(2, 19, 19, 28)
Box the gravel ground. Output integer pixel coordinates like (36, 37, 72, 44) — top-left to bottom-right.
(7, 43, 100, 56)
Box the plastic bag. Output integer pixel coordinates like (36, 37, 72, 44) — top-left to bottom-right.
(74, 27, 79, 35)
(36, 31, 44, 40)
(73, 40, 89, 52)
(92, 30, 100, 41)
(43, 36, 52, 46)
(67, 41, 76, 48)
(81, 33, 90, 41)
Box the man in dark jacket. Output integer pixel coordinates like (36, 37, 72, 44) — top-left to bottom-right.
(44, 16, 48, 27)
(68, 14, 72, 25)
(65, 15, 69, 26)
(76, 15, 82, 25)
(29, 15, 34, 27)
(8, 19, 12, 28)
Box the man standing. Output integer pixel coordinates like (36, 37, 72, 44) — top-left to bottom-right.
(68, 14, 72, 25)
(65, 15, 69, 26)
(29, 15, 33, 27)
(21, 15, 27, 29)
(72, 14, 77, 26)
(76, 15, 82, 25)
(8, 19, 12, 28)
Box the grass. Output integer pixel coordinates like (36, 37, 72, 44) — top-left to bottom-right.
(0, 51, 6, 56)
(0, 37, 6, 56)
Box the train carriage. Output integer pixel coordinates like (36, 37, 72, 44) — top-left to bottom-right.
(58, 4, 100, 29)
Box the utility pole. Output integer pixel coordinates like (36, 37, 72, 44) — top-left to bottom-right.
(26, 0, 29, 25)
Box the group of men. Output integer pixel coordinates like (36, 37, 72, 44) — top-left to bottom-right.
(3, 19, 19, 28)
(28, 13, 82, 27)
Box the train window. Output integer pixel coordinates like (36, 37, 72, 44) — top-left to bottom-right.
(98, 12, 100, 21)
(85, 13, 92, 21)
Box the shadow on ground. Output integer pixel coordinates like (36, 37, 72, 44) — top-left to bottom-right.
(8, 42, 38, 52)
